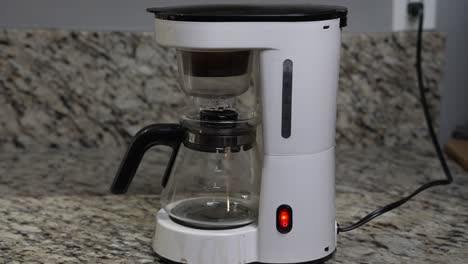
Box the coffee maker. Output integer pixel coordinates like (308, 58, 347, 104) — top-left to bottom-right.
(111, 4, 347, 264)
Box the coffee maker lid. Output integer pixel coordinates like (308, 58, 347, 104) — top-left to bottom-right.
(147, 4, 347, 27)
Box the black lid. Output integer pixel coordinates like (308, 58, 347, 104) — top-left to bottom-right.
(147, 4, 347, 27)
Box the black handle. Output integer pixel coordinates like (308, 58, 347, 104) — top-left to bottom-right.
(111, 124, 185, 194)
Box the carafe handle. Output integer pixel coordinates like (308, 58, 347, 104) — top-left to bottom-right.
(110, 124, 185, 194)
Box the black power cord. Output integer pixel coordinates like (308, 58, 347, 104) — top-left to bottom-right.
(338, 3, 453, 233)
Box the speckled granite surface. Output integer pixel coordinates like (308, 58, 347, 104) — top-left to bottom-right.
(1, 28, 467, 263)
(0, 147, 467, 263)
(0, 29, 444, 151)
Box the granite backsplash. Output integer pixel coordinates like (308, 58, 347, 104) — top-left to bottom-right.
(0, 29, 445, 151)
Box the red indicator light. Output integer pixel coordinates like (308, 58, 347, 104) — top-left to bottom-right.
(279, 210, 290, 228)
(276, 205, 293, 233)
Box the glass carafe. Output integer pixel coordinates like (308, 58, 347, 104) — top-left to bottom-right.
(110, 49, 261, 230)
(162, 139, 260, 229)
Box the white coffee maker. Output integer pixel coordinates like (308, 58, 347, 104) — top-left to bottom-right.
(112, 4, 347, 264)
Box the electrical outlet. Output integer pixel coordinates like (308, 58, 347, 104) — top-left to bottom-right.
(392, 0, 437, 31)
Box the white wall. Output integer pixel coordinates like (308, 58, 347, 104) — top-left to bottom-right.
(0, 0, 466, 141)
(437, 0, 468, 142)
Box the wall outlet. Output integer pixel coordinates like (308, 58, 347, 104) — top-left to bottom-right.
(392, 0, 437, 31)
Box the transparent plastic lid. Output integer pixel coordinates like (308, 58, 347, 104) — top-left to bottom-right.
(177, 49, 253, 97)
(175, 49, 259, 126)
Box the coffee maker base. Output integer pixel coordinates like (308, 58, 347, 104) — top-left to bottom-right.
(153, 210, 335, 264)
(153, 209, 258, 264)
(155, 251, 335, 264)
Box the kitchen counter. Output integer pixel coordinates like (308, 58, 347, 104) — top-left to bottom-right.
(1, 145, 467, 263)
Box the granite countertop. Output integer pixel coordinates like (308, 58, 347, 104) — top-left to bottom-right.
(0, 145, 467, 263)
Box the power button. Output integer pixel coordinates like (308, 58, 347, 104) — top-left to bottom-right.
(276, 205, 293, 234)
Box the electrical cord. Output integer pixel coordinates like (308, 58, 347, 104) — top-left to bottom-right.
(338, 6, 453, 234)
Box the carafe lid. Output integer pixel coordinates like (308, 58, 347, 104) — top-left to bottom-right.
(181, 110, 257, 153)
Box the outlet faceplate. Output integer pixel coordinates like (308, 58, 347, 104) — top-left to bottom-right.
(392, 0, 437, 31)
